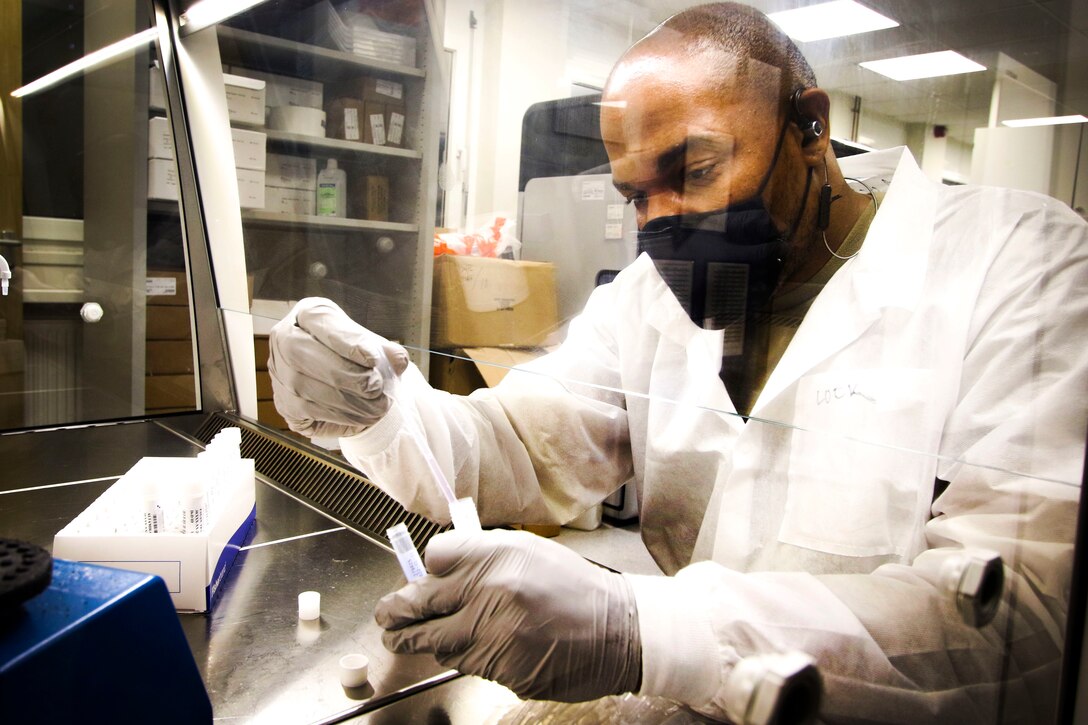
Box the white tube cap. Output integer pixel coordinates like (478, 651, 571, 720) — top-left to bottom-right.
(449, 497, 481, 533)
(298, 590, 321, 620)
(339, 653, 370, 688)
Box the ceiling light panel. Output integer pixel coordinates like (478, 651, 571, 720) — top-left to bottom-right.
(768, 1, 899, 43)
(859, 51, 986, 81)
(1002, 115, 1088, 128)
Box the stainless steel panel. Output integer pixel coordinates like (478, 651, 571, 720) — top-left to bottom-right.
(0, 417, 454, 723)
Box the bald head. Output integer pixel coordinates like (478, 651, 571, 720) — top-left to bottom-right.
(606, 2, 816, 108)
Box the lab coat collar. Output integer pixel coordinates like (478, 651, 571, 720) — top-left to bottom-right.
(638, 255, 739, 416)
(754, 147, 938, 411)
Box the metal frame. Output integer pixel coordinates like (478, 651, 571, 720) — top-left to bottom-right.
(150, 0, 257, 419)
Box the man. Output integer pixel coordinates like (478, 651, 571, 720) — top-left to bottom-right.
(269, 3, 1087, 721)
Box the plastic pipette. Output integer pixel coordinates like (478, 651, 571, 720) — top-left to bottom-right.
(409, 429, 481, 533)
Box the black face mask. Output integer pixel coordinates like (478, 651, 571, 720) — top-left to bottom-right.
(635, 122, 810, 349)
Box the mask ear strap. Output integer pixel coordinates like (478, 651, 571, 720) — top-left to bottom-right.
(784, 164, 815, 244)
(755, 119, 792, 197)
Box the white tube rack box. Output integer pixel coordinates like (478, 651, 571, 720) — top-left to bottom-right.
(54, 455, 257, 612)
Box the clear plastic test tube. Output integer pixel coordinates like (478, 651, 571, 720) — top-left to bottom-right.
(387, 523, 427, 581)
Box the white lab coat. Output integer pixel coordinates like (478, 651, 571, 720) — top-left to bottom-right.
(342, 148, 1087, 722)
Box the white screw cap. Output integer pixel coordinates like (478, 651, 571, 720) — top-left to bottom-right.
(298, 590, 321, 620)
(339, 653, 370, 688)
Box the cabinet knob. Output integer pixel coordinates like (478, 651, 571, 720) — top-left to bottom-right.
(941, 549, 1004, 627)
(80, 302, 104, 323)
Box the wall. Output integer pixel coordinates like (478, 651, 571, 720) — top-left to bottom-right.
(442, 0, 654, 231)
(443, 2, 1083, 224)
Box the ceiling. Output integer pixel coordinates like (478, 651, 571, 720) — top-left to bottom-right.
(623, 0, 1088, 144)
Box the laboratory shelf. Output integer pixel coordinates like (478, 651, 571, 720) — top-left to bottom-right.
(240, 210, 419, 233)
(218, 26, 426, 81)
(261, 129, 423, 160)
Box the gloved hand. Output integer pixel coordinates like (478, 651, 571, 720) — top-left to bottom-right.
(268, 297, 409, 439)
(375, 529, 642, 702)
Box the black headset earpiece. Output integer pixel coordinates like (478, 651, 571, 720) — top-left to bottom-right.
(790, 88, 824, 142)
(790, 89, 833, 231)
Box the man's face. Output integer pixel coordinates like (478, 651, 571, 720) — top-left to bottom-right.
(601, 44, 797, 231)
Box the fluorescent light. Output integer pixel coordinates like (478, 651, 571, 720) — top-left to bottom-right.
(181, 0, 271, 34)
(769, 1, 898, 42)
(11, 27, 159, 98)
(1002, 115, 1088, 128)
(860, 51, 985, 81)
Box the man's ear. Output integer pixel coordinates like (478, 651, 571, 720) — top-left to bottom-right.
(790, 87, 831, 166)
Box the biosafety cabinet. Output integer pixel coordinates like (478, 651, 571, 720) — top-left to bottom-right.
(2, 1, 1088, 723)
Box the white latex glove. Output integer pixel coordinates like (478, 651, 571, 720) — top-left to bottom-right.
(268, 297, 409, 439)
(375, 529, 642, 702)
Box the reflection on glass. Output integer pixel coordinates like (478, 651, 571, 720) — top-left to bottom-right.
(1, 2, 196, 430)
(0, 0, 1081, 722)
(212, 0, 438, 433)
(241, 2, 1086, 723)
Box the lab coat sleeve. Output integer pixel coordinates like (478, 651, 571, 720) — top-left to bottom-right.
(338, 282, 634, 527)
(629, 196, 1088, 722)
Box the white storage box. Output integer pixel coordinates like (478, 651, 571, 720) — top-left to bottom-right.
(148, 158, 179, 201)
(231, 67, 324, 112)
(224, 73, 266, 126)
(266, 153, 317, 190)
(265, 185, 316, 215)
(148, 116, 174, 160)
(237, 168, 266, 209)
(232, 127, 267, 170)
(53, 455, 257, 612)
(148, 119, 266, 175)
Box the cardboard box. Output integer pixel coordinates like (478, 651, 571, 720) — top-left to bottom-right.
(255, 369, 274, 400)
(359, 77, 406, 103)
(329, 77, 407, 147)
(325, 97, 367, 141)
(53, 456, 257, 612)
(146, 270, 188, 306)
(145, 373, 196, 409)
(431, 255, 559, 348)
(236, 167, 266, 209)
(147, 305, 192, 340)
(363, 101, 388, 145)
(224, 73, 266, 126)
(351, 175, 389, 221)
(253, 335, 270, 371)
(429, 347, 548, 395)
(264, 185, 316, 216)
(147, 340, 195, 375)
(232, 127, 267, 170)
(148, 158, 179, 201)
(265, 153, 317, 190)
(258, 399, 289, 430)
(387, 107, 406, 146)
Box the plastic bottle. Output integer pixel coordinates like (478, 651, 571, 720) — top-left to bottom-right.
(181, 480, 207, 535)
(142, 482, 165, 534)
(316, 158, 347, 217)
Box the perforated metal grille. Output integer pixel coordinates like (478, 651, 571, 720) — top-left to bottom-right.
(192, 413, 446, 550)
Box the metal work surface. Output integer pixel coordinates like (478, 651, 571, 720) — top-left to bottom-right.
(0, 415, 455, 723)
(0, 415, 706, 723)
